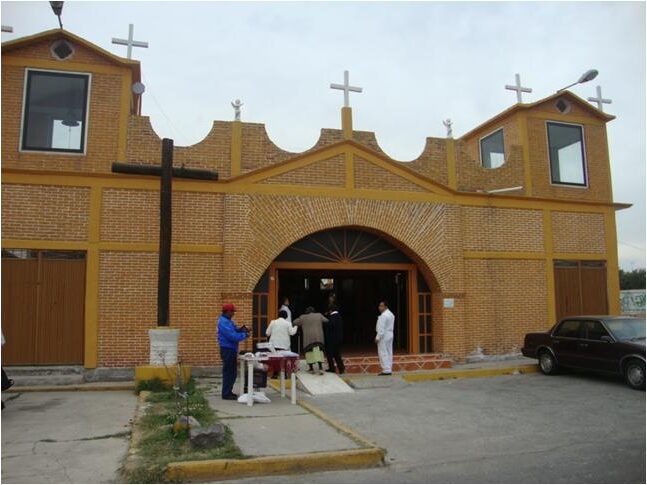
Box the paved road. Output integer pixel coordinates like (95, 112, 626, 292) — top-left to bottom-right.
(231, 372, 646, 483)
(1, 391, 136, 484)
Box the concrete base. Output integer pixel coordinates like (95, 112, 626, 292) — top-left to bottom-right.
(134, 365, 191, 386)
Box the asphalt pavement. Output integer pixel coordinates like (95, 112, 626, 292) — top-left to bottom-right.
(224, 371, 646, 483)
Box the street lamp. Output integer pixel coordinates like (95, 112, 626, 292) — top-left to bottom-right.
(557, 69, 598, 92)
(50, 2, 64, 29)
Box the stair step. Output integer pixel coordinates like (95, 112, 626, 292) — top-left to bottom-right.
(10, 374, 84, 387)
(4, 365, 85, 376)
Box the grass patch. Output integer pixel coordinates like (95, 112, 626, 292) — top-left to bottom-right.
(123, 380, 242, 483)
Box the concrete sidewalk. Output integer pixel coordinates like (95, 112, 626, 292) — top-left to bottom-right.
(1, 391, 137, 484)
(201, 382, 362, 457)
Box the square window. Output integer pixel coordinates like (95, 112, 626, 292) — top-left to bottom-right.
(547, 122, 587, 186)
(21, 70, 90, 153)
(480, 128, 505, 168)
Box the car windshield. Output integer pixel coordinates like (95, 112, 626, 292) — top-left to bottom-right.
(605, 319, 646, 341)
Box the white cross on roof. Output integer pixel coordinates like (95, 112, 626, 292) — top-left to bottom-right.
(112, 24, 148, 59)
(330, 70, 363, 108)
(587, 85, 612, 112)
(505, 73, 532, 103)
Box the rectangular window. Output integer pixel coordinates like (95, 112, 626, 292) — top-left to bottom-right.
(547, 122, 587, 186)
(480, 128, 505, 168)
(21, 70, 90, 153)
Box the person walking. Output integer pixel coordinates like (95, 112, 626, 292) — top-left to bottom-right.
(266, 309, 297, 351)
(294, 307, 328, 375)
(324, 305, 345, 374)
(375, 300, 395, 376)
(217, 303, 249, 400)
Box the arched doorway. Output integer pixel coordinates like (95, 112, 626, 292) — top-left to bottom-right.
(251, 227, 435, 355)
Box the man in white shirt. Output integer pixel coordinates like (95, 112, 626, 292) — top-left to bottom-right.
(375, 300, 395, 376)
(266, 310, 297, 351)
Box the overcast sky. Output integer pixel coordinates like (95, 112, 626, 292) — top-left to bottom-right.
(2, 1, 645, 270)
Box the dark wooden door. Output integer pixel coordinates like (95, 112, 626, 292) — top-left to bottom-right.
(2, 250, 85, 365)
(554, 260, 608, 322)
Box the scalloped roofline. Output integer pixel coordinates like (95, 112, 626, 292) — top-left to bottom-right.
(460, 90, 615, 140)
(1, 28, 141, 82)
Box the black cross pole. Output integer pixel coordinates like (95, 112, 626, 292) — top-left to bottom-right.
(111, 138, 218, 327)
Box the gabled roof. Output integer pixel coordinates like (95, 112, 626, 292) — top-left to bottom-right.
(461, 90, 615, 140)
(1, 28, 140, 81)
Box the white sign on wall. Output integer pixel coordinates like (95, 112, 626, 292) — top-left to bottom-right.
(620, 290, 646, 315)
(443, 298, 455, 309)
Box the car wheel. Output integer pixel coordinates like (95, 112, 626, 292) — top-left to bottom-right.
(624, 359, 645, 390)
(538, 350, 558, 375)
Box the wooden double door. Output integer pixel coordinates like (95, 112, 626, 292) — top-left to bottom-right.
(1, 249, 86, 365)
(554, 260, 608, 322)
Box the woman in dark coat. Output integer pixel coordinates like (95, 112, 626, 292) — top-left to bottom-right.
(325, 305, 345, 374)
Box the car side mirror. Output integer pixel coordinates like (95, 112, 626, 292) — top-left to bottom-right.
(600, 336, 613, 343)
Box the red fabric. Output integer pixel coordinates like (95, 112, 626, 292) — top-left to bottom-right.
(222, 303, 236, 313)
(265, 355, 299, 376)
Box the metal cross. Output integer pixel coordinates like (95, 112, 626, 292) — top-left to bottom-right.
(112, 24, 148, 59)
(505, 73, 532, 103)
(1, 25, 13, 33)
(587, 85, 612, 112)
(330, 70, 362, 107)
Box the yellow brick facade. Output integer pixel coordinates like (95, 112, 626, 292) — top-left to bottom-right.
(1, 30, 626, 369)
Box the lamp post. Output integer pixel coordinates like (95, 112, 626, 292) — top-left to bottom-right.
(50, 1, 64, 29)
(557, 69, 598, 92)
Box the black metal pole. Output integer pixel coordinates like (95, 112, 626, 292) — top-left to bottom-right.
(158, 138, 173, 327)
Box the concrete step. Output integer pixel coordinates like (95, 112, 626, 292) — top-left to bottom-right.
(9, 374, 85, 388)
(4, 365, 85, 376)
(341, 353, 454, 374)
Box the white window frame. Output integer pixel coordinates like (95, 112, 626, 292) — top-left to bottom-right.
(545, 120, 588, 188)
(478, 127, 505, 169)
(19, 68, 92, 156)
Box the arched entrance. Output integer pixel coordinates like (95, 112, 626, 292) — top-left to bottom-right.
(251, 227, 436, 355)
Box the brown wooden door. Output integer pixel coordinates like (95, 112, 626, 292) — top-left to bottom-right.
(554, 260, 608, 322)
(2, 250, 85, 365)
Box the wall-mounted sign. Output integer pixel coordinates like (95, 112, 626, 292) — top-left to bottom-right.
(443, 298, 455, 309)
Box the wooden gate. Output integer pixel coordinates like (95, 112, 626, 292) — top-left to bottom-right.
(554, 260, 608, 322)
(1, 249, 86, 365)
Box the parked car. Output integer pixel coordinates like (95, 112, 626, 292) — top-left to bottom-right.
(522, 316, 645, 390)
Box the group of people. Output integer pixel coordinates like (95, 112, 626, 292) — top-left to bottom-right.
(216, 296, 396, 400)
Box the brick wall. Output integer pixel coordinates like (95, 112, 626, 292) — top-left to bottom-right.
(463, 259, 547, 355)
(461, 207, 544, 252)
(100, 189, 222, 245)
(2, 184, 90, 240)
(354, 157, 426, 192)
(552, 211, 606, 253)
(262, 154, 345, 186)
(98, 251, 223, 367)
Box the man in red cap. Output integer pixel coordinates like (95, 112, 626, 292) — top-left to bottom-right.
(217, 303, 249, 400)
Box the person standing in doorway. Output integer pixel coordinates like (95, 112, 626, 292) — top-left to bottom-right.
(375, 300, 395, 376)
(217, 303, 249, 400)
(324, 305, 345, 374)
(294, 307, 328, 375)
(279, 297, 292, 323)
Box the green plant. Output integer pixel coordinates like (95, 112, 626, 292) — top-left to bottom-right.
(135, 378, 171, 393)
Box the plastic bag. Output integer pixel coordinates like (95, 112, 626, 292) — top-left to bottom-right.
(237, 392, 272, 404)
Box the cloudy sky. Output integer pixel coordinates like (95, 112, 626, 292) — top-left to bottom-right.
(2, 1, 645, 269)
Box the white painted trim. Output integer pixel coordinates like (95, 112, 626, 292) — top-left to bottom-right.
(18, 67, 92, 156)
(478, 126, 505, 169)
(545, 120, 589, 188)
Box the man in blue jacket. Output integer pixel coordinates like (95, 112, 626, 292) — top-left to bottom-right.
(218, 303, 249, 400)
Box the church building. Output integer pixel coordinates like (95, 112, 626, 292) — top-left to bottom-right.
(1, 29, 629, 372)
